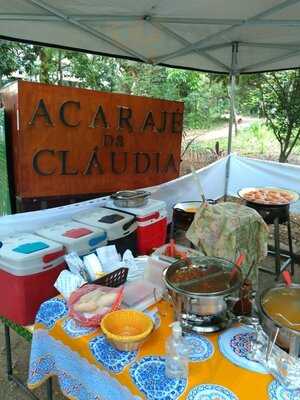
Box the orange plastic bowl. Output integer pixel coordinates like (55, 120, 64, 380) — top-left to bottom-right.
(100, 309, 154, 351)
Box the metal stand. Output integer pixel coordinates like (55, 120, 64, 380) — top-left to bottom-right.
(259, 215, 294, 280)
(3, 323, 53, 400)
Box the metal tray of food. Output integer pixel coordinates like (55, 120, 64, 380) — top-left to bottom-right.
(111, 190, 151, 208)
(238, 187, 299, 206)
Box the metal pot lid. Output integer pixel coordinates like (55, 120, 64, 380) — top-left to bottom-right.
(111, 190, 150, 200)
(261, 284, 300, 333)
(164, 255, 242, 297)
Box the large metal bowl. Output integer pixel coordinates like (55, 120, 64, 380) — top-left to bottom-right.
(111, 190, 151, 208)
(257, 284, 300, 355)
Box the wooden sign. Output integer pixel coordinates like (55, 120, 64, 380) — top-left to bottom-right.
(1, 81, 183, 200)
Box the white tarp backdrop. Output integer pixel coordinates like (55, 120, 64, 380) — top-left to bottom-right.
(0, 155, 299, 237)
(228, 155, 300, 212)
(1, 1, 300, 74)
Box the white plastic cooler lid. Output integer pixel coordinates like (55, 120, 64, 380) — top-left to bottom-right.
(0, 233, 65, 276)
(36, 220, 107, 255)
(72, 207, 136, 241)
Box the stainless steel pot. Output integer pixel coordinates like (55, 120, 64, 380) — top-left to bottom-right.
(257, 284, 300, 355)
(163, 255, 243, 318)
(111, 190, 151, 208)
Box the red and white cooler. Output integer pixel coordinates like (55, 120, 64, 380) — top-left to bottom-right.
(0, 233, 65, 325)
(105, 199, 167, 255)
(36, 220, 107, 256)
(72, 207, 137, 256)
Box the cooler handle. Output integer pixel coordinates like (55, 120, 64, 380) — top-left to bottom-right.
(122, 219, 136, 231)
(43, 249, 65, 263)
(138, 211, 160, 222)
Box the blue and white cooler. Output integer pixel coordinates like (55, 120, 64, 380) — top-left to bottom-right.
(0, 233, 66, 325)
(72, 207, 137, 256)
(36, 220, 107, 256)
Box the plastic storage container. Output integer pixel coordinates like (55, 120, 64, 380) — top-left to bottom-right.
(72, 207, 137, 256)
(36, 220, 107, 256)
(151, 243, 200, 267)
(105, 199, 167, 255)
(0, 233, 65, 325)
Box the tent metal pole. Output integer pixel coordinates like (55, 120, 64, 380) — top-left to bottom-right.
(227, 74, 236, 155)
(225, 42, 238, 200)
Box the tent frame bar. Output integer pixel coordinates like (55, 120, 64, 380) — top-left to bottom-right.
(151, 17, 300, 26)
(148, 19, 230, 71)
(2, 14, 300, 27)
(24, 0, 148, 62)
(0, 14, 143, 22)
(239, 41, 300, 49)
(240, 46, 300, 72)
(152, 0, 300, 64)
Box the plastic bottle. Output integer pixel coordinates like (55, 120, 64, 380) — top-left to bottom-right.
(165, 321, 189, 379)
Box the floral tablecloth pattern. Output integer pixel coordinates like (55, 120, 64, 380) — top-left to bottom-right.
(28, 298, 272, 400)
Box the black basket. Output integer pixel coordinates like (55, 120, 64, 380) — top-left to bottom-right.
(92, 267, 128, 287)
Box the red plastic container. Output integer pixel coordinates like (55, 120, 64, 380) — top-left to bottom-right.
(105, 199, 167, 255)
(0, 233, 65, 325)
(0, 261, 65, 325)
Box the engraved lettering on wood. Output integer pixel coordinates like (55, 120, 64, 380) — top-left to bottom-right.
(0, 81, 183, 198)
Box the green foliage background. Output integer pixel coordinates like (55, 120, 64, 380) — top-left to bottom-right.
(0, 42, 259, 130)
(1, 41, 300, 165)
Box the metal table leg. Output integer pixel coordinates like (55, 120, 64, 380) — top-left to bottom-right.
(287, 217, 295, 276)
(274, 217, 281, 280)
(259, 215, 293, 278)
(46, 378, 53, 400)
(4, 324, 13, 379)
(3, 323, 54, 400)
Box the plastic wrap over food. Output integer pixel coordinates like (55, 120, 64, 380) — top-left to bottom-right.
(68, 284, 124, 327)
(249, 325, 300, 390)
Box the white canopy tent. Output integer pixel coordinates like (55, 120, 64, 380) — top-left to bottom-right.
(1, 0, 300, 74)
(1, 0, 300, 195)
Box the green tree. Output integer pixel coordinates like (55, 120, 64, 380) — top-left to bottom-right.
(68, 52, 120, 91)
(258, 71, 300, 162)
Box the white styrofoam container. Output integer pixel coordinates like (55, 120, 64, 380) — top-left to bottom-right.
(0, 233, 65, 276)
(72, 207, 136, 240)
(36, 220, 107, 256)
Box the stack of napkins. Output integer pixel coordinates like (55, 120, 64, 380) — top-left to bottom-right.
(54, 270, 86, 300)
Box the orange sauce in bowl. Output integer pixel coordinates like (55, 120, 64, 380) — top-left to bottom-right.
(184, 207, 198, 213)
(262, 287, 300, 331)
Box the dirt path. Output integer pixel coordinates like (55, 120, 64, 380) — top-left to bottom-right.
(185, 117, 258, 142)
